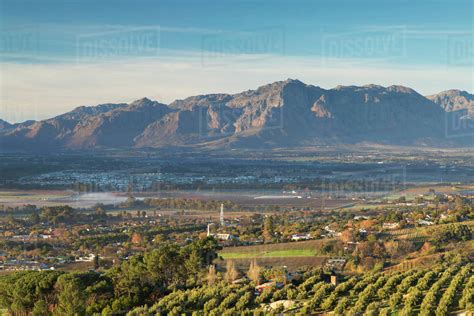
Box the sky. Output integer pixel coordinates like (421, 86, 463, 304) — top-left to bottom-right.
(0, 0, 473, 122)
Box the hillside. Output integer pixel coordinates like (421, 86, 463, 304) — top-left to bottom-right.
(1, 79, 473, 151)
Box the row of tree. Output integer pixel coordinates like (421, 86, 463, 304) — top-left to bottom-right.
(0, 247, 472, 315)
(0, 237, 220, 315)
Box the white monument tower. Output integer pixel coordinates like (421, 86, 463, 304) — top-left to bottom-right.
(220, 203, 225, 227)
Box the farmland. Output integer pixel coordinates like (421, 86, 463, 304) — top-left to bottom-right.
(0, 151, 473, 315)
(221, 249, 316, 259)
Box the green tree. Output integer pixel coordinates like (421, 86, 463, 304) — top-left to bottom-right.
(0, 271, 62, 315)
(29, 211, 41, 225)
(54, 274, 86, 316)
(94, 254, 100, 270)
(32, 299, 50, 316)
(262, 216, 275, 242)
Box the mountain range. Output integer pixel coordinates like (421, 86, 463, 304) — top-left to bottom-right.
(1, 79, 473, 151)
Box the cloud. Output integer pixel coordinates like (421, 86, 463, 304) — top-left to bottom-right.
(0, 53, 472, 123)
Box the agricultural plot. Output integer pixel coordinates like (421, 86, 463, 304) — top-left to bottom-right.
(128, 263, 473, 315)
(221, 249, 316, 259)
(219, 240, 332, 270)
(220, 239, 331, 256)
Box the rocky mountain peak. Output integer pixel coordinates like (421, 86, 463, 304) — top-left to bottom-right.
(127, 97, 159, 109)
(427, 89, 474, 112)
(1, 79, 472, 151)
(0, 119, 12, 130)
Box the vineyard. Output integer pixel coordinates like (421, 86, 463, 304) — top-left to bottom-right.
(129, 263, 473, 315)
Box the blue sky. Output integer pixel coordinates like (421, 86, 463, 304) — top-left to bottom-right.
(0, 0, 473, 122)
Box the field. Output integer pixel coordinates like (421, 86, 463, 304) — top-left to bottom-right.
(132, 262, 474, 315)
(385, 220, 474, 239)
(220, 239, 330, 256)
(0, 189, 354, 209)
(221, 248, 315, 259)
(219, 239, 331, 270)
(387, 184, 474, 200)
(0, 190, 73, 207)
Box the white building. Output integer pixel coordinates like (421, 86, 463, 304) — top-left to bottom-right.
(291, 233, 312, 241)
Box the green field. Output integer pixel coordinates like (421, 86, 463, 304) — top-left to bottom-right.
(219, 239, 332, 260)
(221, 248, 315, 259)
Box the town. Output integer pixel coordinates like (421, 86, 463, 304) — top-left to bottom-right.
(1, 181, 473, 314)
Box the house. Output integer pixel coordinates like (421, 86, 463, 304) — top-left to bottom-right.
(382, 222, 400, 230)
(255, 281, 284, 293)
(417, 219, 434, 226)
(324, 225, 336, 234)
(76, 254, 96, 262)
(323, 225, 342, 237)
(213, 233, 239, 241)
(326, 257, 346, 270)
(354, 215, 371, 220)
(291, 233, 311, 241)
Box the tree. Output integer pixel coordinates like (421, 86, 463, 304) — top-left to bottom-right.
(95, 207, 106, 217)
(247, 259, 261, 285)
(435, 266, 470, 316)
(235, 291, 253, 311)
(32, 299, 50, 316)
(54, 274, 86, 316)
(0, 271, 62, 315)
(334, 297, 350, 315)
(433, 224, 472, 244)
(93, 254, 100, 270)
(207, 265, 217, 286)
(360, 219, 378, 230)
(185, 250, 202, 280)
(459, 275, 474, 310)
(364, 302, 380, 316)
(340, 229, 355, 243)
(414, 196, 424, 204)
(225, 260, 239, 283)
(454, 196, 466, 211)
(29, 211, 41, 225)
(144, 244, 186, 290)
(131, 232, 143, 245)
(389, 291, 402, 311)
(262, 216, 275, 243)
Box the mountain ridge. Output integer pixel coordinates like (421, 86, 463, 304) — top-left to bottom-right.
(1, 79, 473, 151)
(426, 89, 474, 113)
